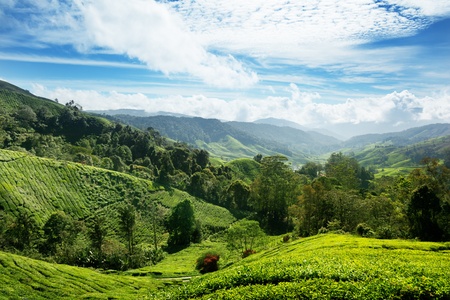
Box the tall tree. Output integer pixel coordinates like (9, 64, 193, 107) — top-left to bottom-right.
(88, 215, 108, 257)
(119, 203, 137, 257)
(42, 211, 77, 255)
(250, 155, 302, 233)
(407, 185, 442, 241)
(325, 152, 360, 190)
(225, 180, 251, 210)
(4, 211, 38, 251)
(166, 199, 195, 248)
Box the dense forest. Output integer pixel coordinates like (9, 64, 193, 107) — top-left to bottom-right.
(1, 80, 450, 273)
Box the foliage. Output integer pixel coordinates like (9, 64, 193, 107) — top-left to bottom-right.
(152, 234, 450, 300)
(119, 203, 137, 259)
(250, 155, 302, 233)
(226, 220, 265, 255)
(166, 199, 196, 248)
(196, 252, 220, 274)
(0, 249, 161, 299)
(355, 223, 374, 237)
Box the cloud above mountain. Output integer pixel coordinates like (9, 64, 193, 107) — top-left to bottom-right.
(33, 84, 450, 135)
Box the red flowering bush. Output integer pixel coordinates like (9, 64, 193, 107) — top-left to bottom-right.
(242, 249, 256, 258)
(196, 253, 220, 274)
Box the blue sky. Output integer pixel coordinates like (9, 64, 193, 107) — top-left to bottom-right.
(1, 0, 450, 137)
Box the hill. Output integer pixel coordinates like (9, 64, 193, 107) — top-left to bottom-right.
(2, 233, 449, 299)
(106, 115, 341, 164)
(0, 250, 160, 299)
(344, 123, 450, 148)
(347, 133, 450, 172)
(0, 149, 235, 231)
(153, 233, 450, 299)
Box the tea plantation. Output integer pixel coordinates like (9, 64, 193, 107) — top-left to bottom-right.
(152, 234, 450, 299)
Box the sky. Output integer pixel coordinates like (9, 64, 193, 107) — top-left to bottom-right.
(1, 0, 450, 138)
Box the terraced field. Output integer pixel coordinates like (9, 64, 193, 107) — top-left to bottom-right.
(0, 250, 160, 299)
(153, 234, 450, 299)
(0, 149, 235, 233)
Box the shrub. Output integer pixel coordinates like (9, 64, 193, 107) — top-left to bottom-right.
(318, 227, 328, 234)
(196, 252, 220, 274)
(356, 223, 374, 237)
(242, 249, 256, 258)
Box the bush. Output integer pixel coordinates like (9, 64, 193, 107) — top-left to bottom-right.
(376, 226, 396, 239)
(356, 223, 374, 237)
(196, 252, 220, 274)
(242, 249, 256, 258)
(318, 227, 328, 234)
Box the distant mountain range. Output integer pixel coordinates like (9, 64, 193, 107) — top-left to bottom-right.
(101, 111, 450, 166)
(2, 80, 448, 167)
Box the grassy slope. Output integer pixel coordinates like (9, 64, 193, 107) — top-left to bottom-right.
(353, 135, 450, 170)
(225, 158, 260, 184)
(154, 234, 450, 299)
(0, 250, 160, 299)
(0, 149, 235, 232)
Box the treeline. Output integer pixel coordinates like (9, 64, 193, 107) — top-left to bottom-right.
(250, 154, 450, 241)
(0, 93, 215, 189)
(0, 198, 204, 270)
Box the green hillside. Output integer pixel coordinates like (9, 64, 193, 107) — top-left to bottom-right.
(3, 233, 449, 299)
(352, 135, 450, 170)
(0, 250, 160, 299)
(225, 158, 260, 184)
(0, 148, 235, 232)
(154, 234, 450, 299)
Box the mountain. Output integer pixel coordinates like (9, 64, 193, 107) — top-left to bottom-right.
(108, 115, 342, 164)
(88, 108, 191, 118)
(344, 123, 450, 148)
(227, 121, 341, 153)
(254, 117, 309, 131)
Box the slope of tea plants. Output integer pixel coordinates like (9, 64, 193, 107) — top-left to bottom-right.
(152, 234, 450, 299)
(0, 250, 160, 299)
(225, 158, 260, 184)
(0, 149, 235, 232)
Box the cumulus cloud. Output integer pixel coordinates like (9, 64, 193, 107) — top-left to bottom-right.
(32, 84, 450, 133)
(78, 0, 258, 88)
(0, 0, 257, 88)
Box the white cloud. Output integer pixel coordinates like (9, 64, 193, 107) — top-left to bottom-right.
(0, 0, 258, 88)
(78, 0, 258, 88)
(169, 0, 435, 61)
(32, 84, 450, 133)
(387, 0, 450, 17)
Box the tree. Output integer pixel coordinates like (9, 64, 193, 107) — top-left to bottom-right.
(119, 203, 137, 257)
(226, 220, 265, 255)
(407, 185, 443, 241)
(4, 211, 38, 251)
(290, 179, 333, 236)
(42, 211, 78, 256)
(298, 162, 323, 179)
(88, 215, 108, 257)
(194, 149, 210, 170)
(166, 199, 195, 248)
(325, 152, 358, 189)
(250, 155, 302, 233)
(225, 180, 251, 210)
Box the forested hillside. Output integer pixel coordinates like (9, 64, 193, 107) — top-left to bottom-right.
(106, 114, 341, 164)
(344, 123, 450, 148)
